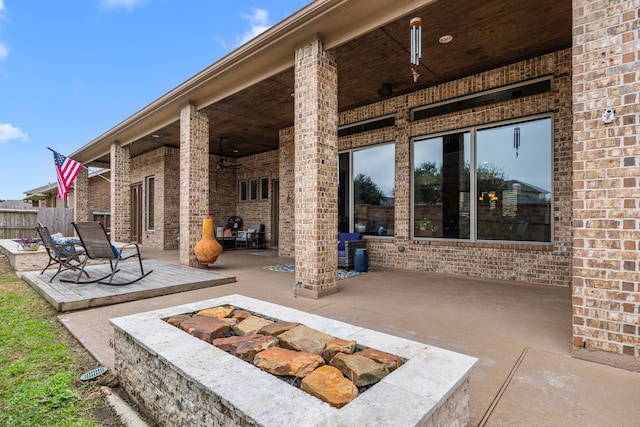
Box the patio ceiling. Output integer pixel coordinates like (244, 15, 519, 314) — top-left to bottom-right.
(82, 0, 571, 167)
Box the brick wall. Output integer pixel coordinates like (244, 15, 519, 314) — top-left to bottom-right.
(208, 156, 237, 230)
(73, 168, 89, 222)
(110, 142, 131, 243)
(179, 105, 209, 267)
(88, 172, 110, 213)
(279, 128, 295, 256)
(131, 147, 165, 248)
(164, 148, 180, 249)
(279, 49, 573, 287)
(233, 150, 279, 244)
(572, 0, 639, 366)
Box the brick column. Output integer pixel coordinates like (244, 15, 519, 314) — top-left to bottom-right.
(278, 127, 295, 257)
(179, 103, 210, 267)
(110, 141, 131, 243)
(294, 38, 338, 298)
(572, 0, 639, 370)
(394, 105, 411, 242)
(73, 167, 90, 223)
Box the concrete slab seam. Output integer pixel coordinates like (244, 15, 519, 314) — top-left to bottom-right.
(478, 346, 530, 426)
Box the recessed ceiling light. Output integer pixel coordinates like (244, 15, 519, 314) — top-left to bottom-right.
(151, 134, 160, 138)
(438, 35, 453, 44)
(233, 149, 239, 153)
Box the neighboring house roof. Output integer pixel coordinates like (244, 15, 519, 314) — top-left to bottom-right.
(23, 183, 58, 201)
(0, 200, 35, 209)
(23, 169, 111, 201)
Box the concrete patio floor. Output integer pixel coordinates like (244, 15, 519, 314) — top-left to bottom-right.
(54, 248, 640, 427)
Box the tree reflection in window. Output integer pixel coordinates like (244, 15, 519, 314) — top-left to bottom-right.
(413, 116, 552, 243)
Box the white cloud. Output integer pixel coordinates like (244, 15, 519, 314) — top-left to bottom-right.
(0, 42, 7, 61)
(0, 123, 28, 143)
(99, 0, 148, 10)
(0, 0, 5, 14)
(239, 8, 271, 45)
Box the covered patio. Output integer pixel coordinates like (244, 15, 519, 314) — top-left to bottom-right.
(64, 0, 639, 372)
(51, 248, 640, 426)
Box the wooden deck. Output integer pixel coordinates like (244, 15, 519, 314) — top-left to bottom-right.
(21, 259, 236, 312)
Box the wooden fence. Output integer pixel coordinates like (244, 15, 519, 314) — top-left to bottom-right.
(0, 208, 74, 239)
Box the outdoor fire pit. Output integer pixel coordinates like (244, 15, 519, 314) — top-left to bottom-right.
(110, 295, 477, 426)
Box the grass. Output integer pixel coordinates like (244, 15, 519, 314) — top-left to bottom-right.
(0, 256, 122, 427)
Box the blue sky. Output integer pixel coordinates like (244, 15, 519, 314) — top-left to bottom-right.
(0, 0, 310, 200)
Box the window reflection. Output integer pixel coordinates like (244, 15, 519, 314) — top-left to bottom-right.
(413, 132, 471, 238)
(338, 144, 395, 236)
(413, 116, 552, 243)
(476, 118, 551, 242)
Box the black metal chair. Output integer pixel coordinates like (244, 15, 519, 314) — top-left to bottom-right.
(62, 221, 152, 286)
(36, 222, 88, 282)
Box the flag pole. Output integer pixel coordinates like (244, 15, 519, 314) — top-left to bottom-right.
(47, 147, 112, 183)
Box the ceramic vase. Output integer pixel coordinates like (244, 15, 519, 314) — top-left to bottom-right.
(194, 215, 223, 265)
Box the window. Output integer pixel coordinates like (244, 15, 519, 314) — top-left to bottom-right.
(239, 180, 247, 201)
(145, 176, 155, 230)
(413, 132, 471, 239)
(249, 178, 258, 200)
(260, 177, 269, 200)
(339, 143, 395, 236)
(411, 76, 552, 121)
(412, 116, 552, 243)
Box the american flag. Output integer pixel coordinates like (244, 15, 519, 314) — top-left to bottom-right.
(50, 148, 83, 201)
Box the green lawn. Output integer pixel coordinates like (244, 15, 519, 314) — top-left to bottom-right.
(0, 257, 122, 426)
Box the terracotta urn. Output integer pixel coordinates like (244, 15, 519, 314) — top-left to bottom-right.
(194, 214, 223, 265)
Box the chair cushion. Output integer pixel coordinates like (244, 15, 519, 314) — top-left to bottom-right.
(338, 250, 346, 258)
(337, 232, 363, 251)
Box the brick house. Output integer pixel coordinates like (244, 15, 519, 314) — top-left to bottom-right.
(67, 0, 639, 369)
(24, 170, 112, 230)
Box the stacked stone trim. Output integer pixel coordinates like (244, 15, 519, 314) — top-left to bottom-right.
(572, 0, 639, 365)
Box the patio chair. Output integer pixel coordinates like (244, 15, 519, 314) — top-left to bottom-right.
(337, 232, 366, 270)
(236, 223, 266, 249)
(36, 222, 88, 283)
(61, 221, 153, 286)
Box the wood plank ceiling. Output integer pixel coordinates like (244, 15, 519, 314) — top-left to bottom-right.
(103, 0, 570, 165)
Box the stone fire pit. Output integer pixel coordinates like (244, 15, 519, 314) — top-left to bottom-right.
(110, 295, 477, 426)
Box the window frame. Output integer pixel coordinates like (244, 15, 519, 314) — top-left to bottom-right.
(239, 180, 247, 201)
(338, 141, 396, 237)
(411, 113, 554, 244)
(145, 175, 155, 231)
(249, 178, 258, 201)
(260, 177, 269, 200)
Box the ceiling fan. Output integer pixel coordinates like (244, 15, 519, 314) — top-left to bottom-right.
(216, 137, 226, 170)
(215, 136, 240, 171)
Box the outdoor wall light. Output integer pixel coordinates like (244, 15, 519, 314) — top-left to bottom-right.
(410, 17, 422, 82)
